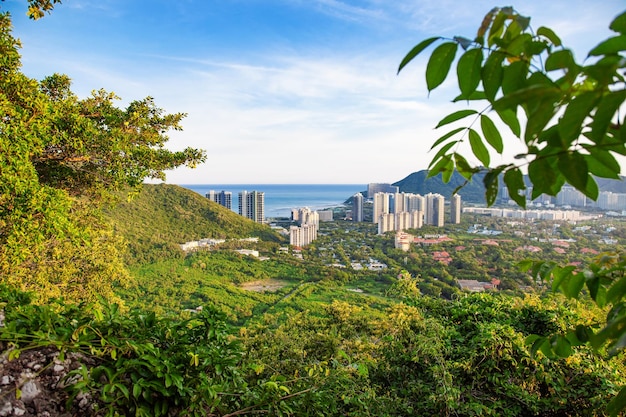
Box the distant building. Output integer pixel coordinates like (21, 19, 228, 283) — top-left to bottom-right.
(556, 186, 586, 207)
(378, 213, 395, 234)
(318, 209, 334, 222)
(206, 190, 233, 210)
(352, 193, 364, 222)
(289, 224, 318, 247)
(367, 183, 399, 198)
(239, 190, 265, 223)
(451, 194, 461, 224)
(292, 207, 320, 228)
(373, 192, 390, 224)
(425, 193, 445, 227)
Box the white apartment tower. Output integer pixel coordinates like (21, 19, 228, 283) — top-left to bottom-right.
(451, 194, 461, 224)
(393, 192, 406, 214)
(289, 224, 318, 247)
(425, 193, 445, 227)
(373, 192, 390, 223)
(352, 193, 364, 222)
(238, 190, 265, 223)
(378, 213, 395, 234)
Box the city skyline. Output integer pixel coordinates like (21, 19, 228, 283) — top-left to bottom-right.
(6, 1, 625, 184)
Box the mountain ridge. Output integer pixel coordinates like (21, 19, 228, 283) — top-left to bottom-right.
(391, 170, 626, 203)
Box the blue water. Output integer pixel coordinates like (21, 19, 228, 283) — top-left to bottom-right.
(180, 184, 364, 218)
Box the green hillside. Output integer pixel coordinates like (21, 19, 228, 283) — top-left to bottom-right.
(104, 183, 282, 263)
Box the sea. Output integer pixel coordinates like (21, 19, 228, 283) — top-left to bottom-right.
(180, 184, 365, 218)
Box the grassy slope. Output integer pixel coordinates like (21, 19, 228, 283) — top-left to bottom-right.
(104, 183, 282, 263)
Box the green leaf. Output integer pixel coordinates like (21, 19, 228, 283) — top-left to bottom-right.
(545, 49, 576, 71)
(559, 92, 599, 144)
(468, 129, 490, 166)
(609, 11, 626, 35)
(435, 110, 478, 129)
(503, 167, 526, 207)
(429, 141, 457, 166)
(483, 168, 501, 206)
(496, 84, 559, 111)
(398, 37, 441, 74)
(482, 51, 505, 100)
(480, 114, 503, 153)
(590, 90, 626, 142)
(557, 152, 588, 193)
(584, 151, 621, 179)
(430, 127, 465, 150)
(528, 157, 560, 197)
(496, 108, 520, 137)
(582, 173, 599, 201)
(564, 273, 585, 299)
(426, 42, 458, 92)
(537, 26, 562, 46)
(551, 265, 576, 292)
(453, 90, 486, 102)
(428, 154, 453, 180)
(588, 35, 626, 56)
(552, 335, 572, 358)
(453, 153, 476, 180)
(607, 385, 626, 417)
(488, 11, 507, 46)
(505, 33, 532, 56)
(456, 48, 483, 98)
(525, 96, 561, 143)
(501, 61, 528, 95)
(133, 382, 142, 399)
(607, 275, 626, 306)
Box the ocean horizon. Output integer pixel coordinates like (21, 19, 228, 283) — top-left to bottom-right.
(180, 184, 365, 218)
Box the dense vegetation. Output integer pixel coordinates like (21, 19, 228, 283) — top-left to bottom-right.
(104, 184, 281, 264)
(2, 2, 626, 416)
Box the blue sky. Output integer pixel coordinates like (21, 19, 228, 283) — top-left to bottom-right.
(4, 0, 625, 184)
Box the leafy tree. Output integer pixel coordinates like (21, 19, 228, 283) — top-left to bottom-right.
(0, 0, 61, 19)
(398, 6, 626, 415)
(0, 13, 206, 302)
(399, 6, 625, 207)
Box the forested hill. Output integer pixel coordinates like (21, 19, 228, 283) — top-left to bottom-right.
(393, 170, 626, 203)
(104, 184, 282, 263)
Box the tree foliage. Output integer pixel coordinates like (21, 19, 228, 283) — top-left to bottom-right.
(0, 0, 62, 19)
(399, 6, 626, 414)
(0, 13, 205, 302)
(399, 6, 626, 207)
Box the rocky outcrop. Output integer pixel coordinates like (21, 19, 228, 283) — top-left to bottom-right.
(0, 345, 96, 417)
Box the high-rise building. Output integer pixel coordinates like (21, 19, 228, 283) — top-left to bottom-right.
(238, 190, 265, 223)
(206, 190, 232, 210)
(395, 211, 411, 231)
(556, 186, 587, 207)
(352, 193, 364, 222)
(292, 207, 320, 229)
(425, 193, 445, 226)
(378, 213, 395, 234)
(367, 183, 399, 198)
(393, 192, 406, 214)
(451, 194, 461, 224)
(289, 223, 318, 247)
(373, 192, 390, 223)
(410, 210, 423, 229)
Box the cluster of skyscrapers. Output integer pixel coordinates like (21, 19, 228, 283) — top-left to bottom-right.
(206, 190, 265, 223)
(502, 185, 626, 211)
(353, 188, 462, 235)
(289, 207, 319, 247)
